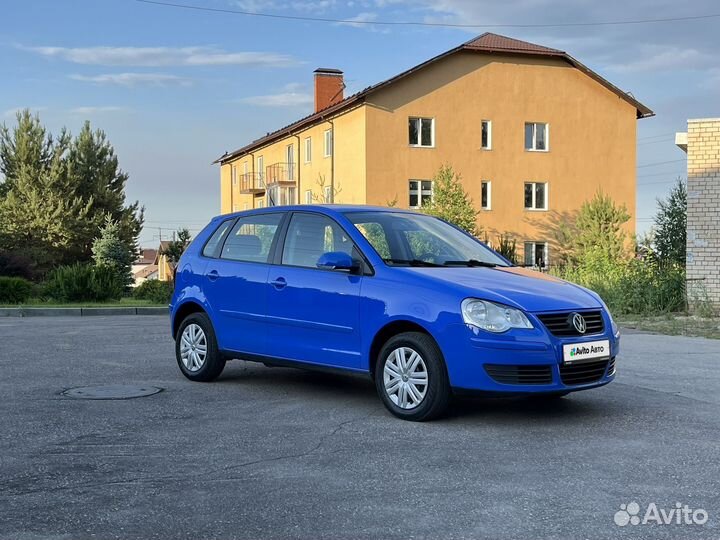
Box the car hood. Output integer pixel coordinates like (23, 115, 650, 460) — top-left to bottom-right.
(404, 266, 602, 312)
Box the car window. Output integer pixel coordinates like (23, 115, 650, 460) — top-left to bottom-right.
(403, 230, 460, 260)
(221, 213, 282, 263)
(202, 219, 235, 258)
(354, 222, 391, 259)
(282, 213, 354, 268)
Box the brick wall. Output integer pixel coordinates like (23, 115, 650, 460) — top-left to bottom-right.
(686, 118, 720, 309)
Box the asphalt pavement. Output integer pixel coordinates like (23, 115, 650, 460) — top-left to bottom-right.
(1, 316, 719, 539)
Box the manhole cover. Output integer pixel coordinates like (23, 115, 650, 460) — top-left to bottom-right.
(62, 385, 163, 400)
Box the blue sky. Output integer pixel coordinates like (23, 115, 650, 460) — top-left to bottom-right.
(2, 0, 718, 247)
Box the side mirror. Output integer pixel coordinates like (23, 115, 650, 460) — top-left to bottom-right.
(317, 251, 360, 272)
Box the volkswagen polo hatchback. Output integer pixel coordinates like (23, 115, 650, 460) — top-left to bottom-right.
(170, 205, 619, 421)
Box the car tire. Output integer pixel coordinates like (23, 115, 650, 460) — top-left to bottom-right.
(375, 332, 450, 421)
(175, 312, 226, 382)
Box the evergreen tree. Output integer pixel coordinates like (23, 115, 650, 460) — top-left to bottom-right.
(92, 215, 134, 288)
(0, 111, 92, 272)
(161, 229, 191, 276)
(67, 121, 143, 259)
(422, 165, 479, 235)
(653, 178, 686, 266)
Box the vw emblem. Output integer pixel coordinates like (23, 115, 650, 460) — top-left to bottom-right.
(571, 312, 587, 334)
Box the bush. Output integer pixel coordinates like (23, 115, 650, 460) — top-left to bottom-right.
(44, 263, 124, 302)
(0, 276, 34, 303)
(553, 258, 686, 315)
(133, 279, 173, 304)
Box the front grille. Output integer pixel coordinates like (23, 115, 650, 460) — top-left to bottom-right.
(485, 364, 553, 385)
(559, 358, 609, 385)
(537, 310, 604, 337)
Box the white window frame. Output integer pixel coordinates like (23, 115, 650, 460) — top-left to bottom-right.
(231, 165, 237, 185)
(524, 241, 549, 268)
(242, 161, 248, 175)
(324, 185, 332, 203)
(323, 129, 333, 158)
(243, 203, 249, 211)
(481, 180, 492, 210)
(256, 198, 264, 209)
(232, 203, 239, 212)
(409, 179, 433, 208)
(481, 120, 492, 150)
(305, 189, 313, 204)
(304, 137, 312, 163)
(408, 117, 435, 148)
(524, 181, 548, 211)
(525, 122, 549, 152)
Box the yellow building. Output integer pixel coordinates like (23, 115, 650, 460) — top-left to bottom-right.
(215, 33, 652, 267)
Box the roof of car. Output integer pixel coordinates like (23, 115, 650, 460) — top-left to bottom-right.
(213, 204, 417, 222)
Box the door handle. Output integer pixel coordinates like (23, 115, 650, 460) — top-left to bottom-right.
(270, 277, 287, 290)
(207, 269, 219, 282)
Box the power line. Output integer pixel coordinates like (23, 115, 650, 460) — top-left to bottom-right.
(637, 132, 678, 141)
(134, 0, 720, 29)
(637, 159, 686, 169)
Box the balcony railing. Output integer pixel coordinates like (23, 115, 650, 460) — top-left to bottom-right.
(238, 172, 265, 194)
(266, 162, 297, 186)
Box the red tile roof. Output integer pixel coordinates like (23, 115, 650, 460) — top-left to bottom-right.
(216, 33, 652, 164)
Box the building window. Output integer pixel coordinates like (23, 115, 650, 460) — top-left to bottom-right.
(242, 161, 248, 175)
(232, 203, 239, 212)
(257, 156, 264, 184)
(524, 182, 548, 210)
(324, 129, 333, 157)
(409, 180, 433, 208)
(305, 190, 313, 204)
(231, 165, 237, 185)
(481, 120, 492, 150)
(525, 122, 548, 151)
(324, 185, 332, 203)
(256, 198, 264, 209)
(481, 181, 491, 210)
(408, 117, 434, 147)
(304, 137, 312, 163)
(524, 242, 548, 268)
(243, 203, 249, 210)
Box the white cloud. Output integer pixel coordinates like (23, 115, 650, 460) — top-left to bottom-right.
(605, 46, 716, 73)
(20, 45, 298, 68)
(68, 106, 126, 115)
(2, 106, 47, 118)
(338, 11, 378, 27)
(69, 72, 192, 87)
(237, 92, 313, 107)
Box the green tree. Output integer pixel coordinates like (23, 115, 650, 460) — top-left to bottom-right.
(92, 215, 134, 288)
(161, 229, 191, 275)
(422, 165, 479, 235)
(0, 111, 92, 273)
(67, 121, 144, 259)
(572, 191, 630, 263)
(653, 178, 686, 266)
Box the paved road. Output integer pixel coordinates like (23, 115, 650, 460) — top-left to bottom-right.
(1, 317, 719, 540)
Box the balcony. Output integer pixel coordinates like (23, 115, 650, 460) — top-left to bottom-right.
(266, 162, 297, 187)
(238, 172, 265, 194)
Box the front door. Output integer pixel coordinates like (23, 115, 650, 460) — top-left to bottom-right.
(203, 212, 284, 355)
(265, 212, 363, 369)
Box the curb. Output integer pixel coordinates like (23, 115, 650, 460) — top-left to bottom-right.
(0, 307, 168, 318)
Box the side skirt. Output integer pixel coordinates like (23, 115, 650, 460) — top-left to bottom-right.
(221, 350, 372, 380)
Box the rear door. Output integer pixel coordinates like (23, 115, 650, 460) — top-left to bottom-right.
(265, 212, 364, 369)
(202, 212, 284, 355)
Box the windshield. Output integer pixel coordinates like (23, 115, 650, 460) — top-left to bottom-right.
(344, 211, 509, 268)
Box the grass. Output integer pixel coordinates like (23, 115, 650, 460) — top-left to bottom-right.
(0, 297, 165, 308)
(617, 313, 720, 340)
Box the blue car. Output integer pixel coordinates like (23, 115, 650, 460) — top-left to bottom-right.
(170, 205, 619, 421)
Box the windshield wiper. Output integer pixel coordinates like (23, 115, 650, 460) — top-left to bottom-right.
(384, 258, 442, 267)
(442, 259, 498, 268)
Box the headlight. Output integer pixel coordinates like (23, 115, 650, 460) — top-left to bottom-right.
(461, 299, 533, 333)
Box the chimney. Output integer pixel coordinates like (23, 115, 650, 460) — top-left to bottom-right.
(314, 68, 344, 113)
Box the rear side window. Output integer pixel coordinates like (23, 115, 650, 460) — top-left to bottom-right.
(202, 219, 234, 258)
(221, 213, 283, 263)
(282, 213, 354, 268)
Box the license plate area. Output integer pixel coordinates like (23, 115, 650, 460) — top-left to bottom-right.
(563, 339, 610, 363)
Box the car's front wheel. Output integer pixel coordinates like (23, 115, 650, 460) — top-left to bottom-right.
(175, 312, 226, 382)
(375, 332, 450, 421)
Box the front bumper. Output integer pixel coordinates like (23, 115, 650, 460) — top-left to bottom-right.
(438, 318, 619, 394)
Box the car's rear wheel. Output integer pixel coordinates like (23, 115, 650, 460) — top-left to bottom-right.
(175, 312, 225, 382)
(375, 332, 450, 421)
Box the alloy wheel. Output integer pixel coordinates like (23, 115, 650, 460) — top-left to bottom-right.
(180, 323, 207, 372)
(383, 346, 429, 410)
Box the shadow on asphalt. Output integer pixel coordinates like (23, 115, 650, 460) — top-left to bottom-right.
(212, 360, 608, 424)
